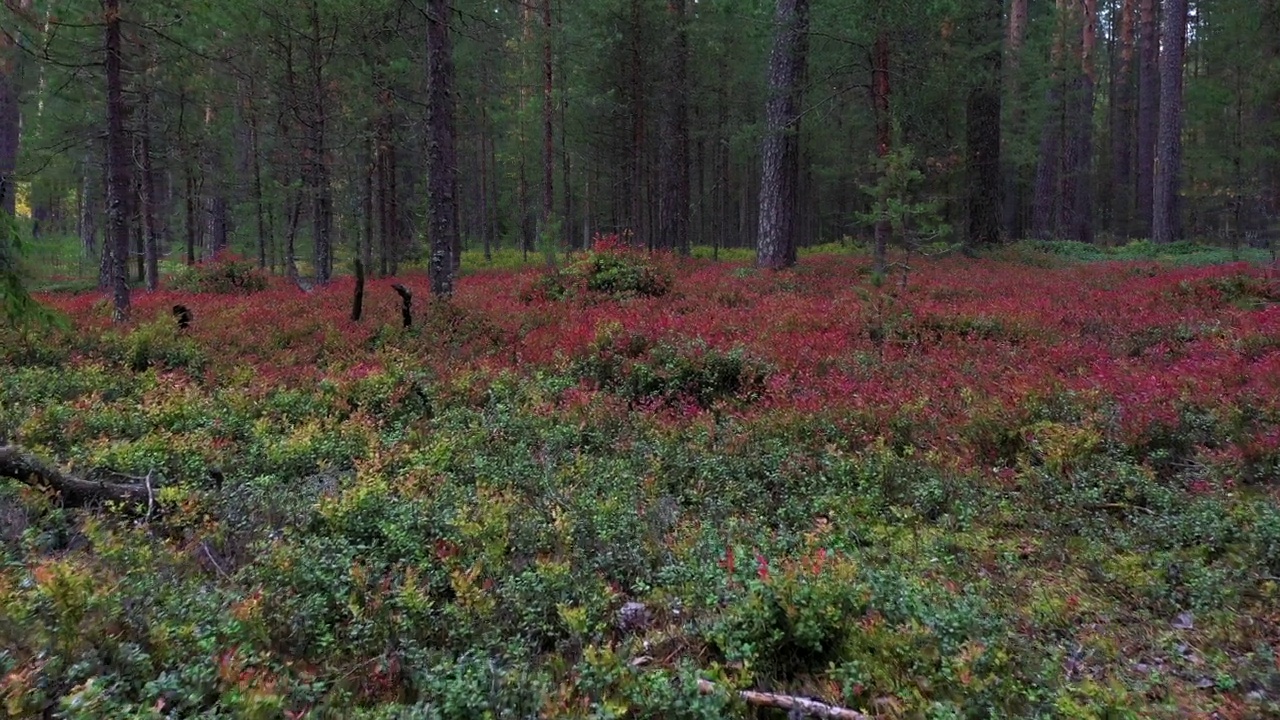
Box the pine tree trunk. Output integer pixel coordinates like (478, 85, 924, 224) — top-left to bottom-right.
(138, 71, 160, 291)
(871, 31, 892, 270)
(426, 0, 458, 296)
(756, 0, 809, 270)
(1111, 0, 1137, 236)
(1152, 0, 1189, 244)
(1063, 0, 1097, 244)
(0, 1, 23, 219)
(1135, 0, 1160, 237)
(1003, 0, 1030, 238)
(104, 0, 131, 322)
(966, 0, 1003, 248)
(659, 0, 691, 255)
(309, 0, 332, 283)
(541, 0, 554, 251)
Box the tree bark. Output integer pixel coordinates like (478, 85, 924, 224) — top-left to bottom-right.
(0, 444, 151, 508)
(138, 62, 160, 291)
(659, 0, 691, 255)
(871, 31, 892, 270)
(308, 0, 333, 283)
(756, 0, 809, 270)
(1152, 0, 1189, 244)
(0, 0, 25, 219)
(1110, 0, 1137, 235)
(1003, 0, 1030, 238)
(966, 0, 1003, 248)
(104, 0, 132, 322)
(1135, 0, 1160, 237)
(541, 0, 555, 249)
(426, 0, 458, 297)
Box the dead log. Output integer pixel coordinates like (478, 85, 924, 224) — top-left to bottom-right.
(696, 678, 869, 720)
(351, 259, 366, 322)
(392, 283, 413, 328)
(0, 444, 151, 508)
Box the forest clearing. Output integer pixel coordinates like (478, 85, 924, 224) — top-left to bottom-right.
(3, 244, 1280, 717)
(4, 0, 1280, 716)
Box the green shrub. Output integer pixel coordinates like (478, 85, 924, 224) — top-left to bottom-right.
(169, 255, 268, 294)
(523, 246, 673, 302)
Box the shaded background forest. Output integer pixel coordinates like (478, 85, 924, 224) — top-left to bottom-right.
(2, 0, 1279, 283)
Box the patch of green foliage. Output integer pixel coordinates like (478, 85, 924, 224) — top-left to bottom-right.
(169, 255, 269, 294)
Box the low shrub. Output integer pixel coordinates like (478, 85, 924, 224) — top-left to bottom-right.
(522, 235, 673, 302)
(169, 255, 268, 295)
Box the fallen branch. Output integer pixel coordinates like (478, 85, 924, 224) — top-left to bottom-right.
(696, 678, 869, 720)
(0, 444, 151, 507)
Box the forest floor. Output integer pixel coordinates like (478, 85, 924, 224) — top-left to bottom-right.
(3, 243, 1280, 718)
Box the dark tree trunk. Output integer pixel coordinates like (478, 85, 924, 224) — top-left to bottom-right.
(1152, 0, 1189, 244)
(104, 0, 132, 322)
(426, 0, 458, 296)
(1135, 0, 1160, 237)
(138, 76, 160, 291)
(871, 31, 892, 271)
(1063, 0, 1097, 244)
(1111, 0, 1137, 236)
(249, 100, 269, 270)
(541, 0, 554, 248)
(0, 2, 23, 219)
(756, 0, 809, 270)
(966, 0, 1003, 248)
(659, 0, 691, 255)
(628, 0, 646, 248)
(308, 0, 333, 283)
(1003, 0, 1030, 238)
(184, 163, 197, 265)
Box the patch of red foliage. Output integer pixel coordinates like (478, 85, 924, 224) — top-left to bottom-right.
(39, 254, 1280, 481)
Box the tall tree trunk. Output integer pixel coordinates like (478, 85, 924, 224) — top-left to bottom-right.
(659, 0, 691, 255)
(1135, 0, 1160, 237)
(79, 150, 98, 258)
(1004, 0, 1030, 238)
(1062, 0, 1097, 244)
(541, 0, 554, 251)
(628, 0, 646, 248)
(103, 0, 131, 322)
(1111, 0, 1137, 236)
(138, 67, 160, 291)
(0, 0, 26, 219)
(871, 31, 892, 270)
(184, 162, 197, 265)
(250, 104, 269, 270)
(426, 0, 458, 296)
(966, 0, 1003, 248)
(1152, 0, 1189, 244)
(756, 0, 810, 270)
(309, 0, 333, 282)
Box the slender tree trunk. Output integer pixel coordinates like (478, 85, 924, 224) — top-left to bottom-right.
(1135, 0, 1160, 237)
(138, 69, 160, 291)
(426, 0, 458, 296)
(79, 151, 97, 257)
(541, 0, 554, 251)
(0, 0, 26, 219)
(184, 163, 197, 265)
(1062, 0, 1097, 244)
(103, 0, 131, 322)
(756, 0, 809, 270)
(250, 107, 269, 270)
(659, 0, 691, 254)
(1110, 0, 1137, 236)
(1152, 0, 1189, 244)
(628, 0, 646, 248)
(871, 31, 892, 270)
(309, 0, 333, 282)
(1003, 0, 1030, 238)
(967, 0, 1003, 248)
